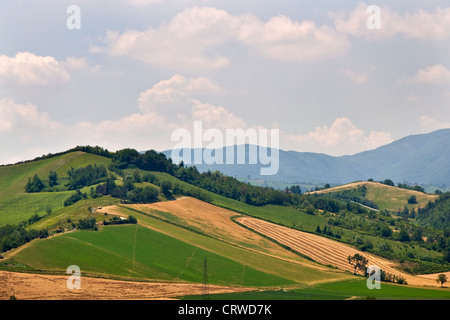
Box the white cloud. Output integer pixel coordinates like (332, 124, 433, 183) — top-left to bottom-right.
(419, 115, 450, 133)
(0, 98, 62, 137)
(138, 74, 222, 114)
(62, 57, 101, 73)
(405, 64, 450, 85)
(92, 7, 351, 71)
(191, 100, 246, 131)
(333, 2, 450, 40)
(239, 15, 350, 61)
(0, 97, 180, 164)
(282, 117, 393, 156)
(92, 7, 235, 71)
(0, 52, 70, 86)
(0, 94, 394, 164)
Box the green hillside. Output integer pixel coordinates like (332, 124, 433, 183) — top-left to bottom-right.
(0, 151, 112, 226)
(0, 147, 449, 300)
(310, 181, 437, 212)
(9, 224, 295, 287)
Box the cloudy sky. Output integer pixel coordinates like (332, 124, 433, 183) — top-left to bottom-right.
(1, 0, 450, 164)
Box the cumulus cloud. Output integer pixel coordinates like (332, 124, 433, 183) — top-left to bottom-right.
(0, 97, 180, 164)
(92, 7, 235, 71)
(0, 52, 70, 86)
(405, 64, 450, 85)
(282, 117, 393, 156)
(0, 98, 62, 137)
(92, 6, 351, 71)
(138, 74, 222, 114)
(0, 73, 396, 163)
(191, 100, 246, 131)
(62, 57, 101, 73)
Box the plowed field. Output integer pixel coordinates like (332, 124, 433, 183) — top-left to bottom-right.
(237, 216, 440, 287)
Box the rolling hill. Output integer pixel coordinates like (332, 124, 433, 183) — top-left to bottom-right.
(308, 181, 438, 212)
(0, 147, 449, 300)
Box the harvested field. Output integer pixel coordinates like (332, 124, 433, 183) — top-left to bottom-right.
(0, 270, 252, 300)
(101, 197, 303, 261)
(237, 217, 442, 287)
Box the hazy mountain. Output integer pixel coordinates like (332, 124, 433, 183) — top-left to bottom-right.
(162, 129, 450, 186)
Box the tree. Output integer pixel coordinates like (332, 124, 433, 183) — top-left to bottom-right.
(407, 195, 418, 204)
(48, 170, 58, 187)
(347, 253, 368, 275)
(160, 180, 172, 198)
(436, 274, 448, 287)
(383, 179, 394, 186)
(25, 174, 45, 193)
(398, 229, 410, 242)
(411, 229, 423, 242)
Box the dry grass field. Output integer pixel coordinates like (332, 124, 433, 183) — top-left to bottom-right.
(0, 270, 252, 300)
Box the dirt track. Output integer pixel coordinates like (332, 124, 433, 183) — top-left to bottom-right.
(0, 270, 252, 300)
(237, 216, 443, 287)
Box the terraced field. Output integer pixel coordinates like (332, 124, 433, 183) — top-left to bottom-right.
(237, 216, 441, 287)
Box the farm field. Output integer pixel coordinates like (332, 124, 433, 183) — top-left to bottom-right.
(0, 270, 252, 300)
(237, 216, 444, 287)
(181, 278, 450, 300)
(309, 181, 438, 212)
(115, 197, 307, 259)
(7, 224, 295, 287)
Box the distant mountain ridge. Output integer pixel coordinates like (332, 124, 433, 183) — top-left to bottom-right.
(162, 128, 450, 186)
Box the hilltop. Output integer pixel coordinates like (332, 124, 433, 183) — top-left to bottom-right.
(307, 181, 438, 212)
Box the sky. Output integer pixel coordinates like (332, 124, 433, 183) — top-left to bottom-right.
(1, 0, 450, 165)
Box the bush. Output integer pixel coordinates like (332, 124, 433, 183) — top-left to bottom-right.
(64, 190, 86, 206)
(407, 195, 418, 204)
(76, 217, 97, 230)
(103, 215, 137, 225)
(25, 174, 45, 193)
(127, 186, 159, 204)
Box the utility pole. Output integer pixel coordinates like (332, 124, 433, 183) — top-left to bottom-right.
(203, 257, 209, 300)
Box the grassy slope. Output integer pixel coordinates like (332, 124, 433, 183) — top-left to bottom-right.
(0, 152, 112, 226)
(10, 224, 296, 287)
(310, 181, 437, 212)
(181, 278, 450, 300)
